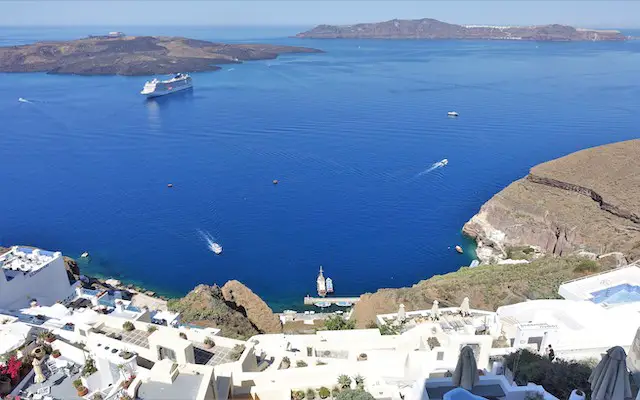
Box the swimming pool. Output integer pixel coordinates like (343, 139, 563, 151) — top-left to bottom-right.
(590, 284, 640, 305)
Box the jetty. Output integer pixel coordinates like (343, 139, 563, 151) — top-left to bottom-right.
(304, 295, 361, 307)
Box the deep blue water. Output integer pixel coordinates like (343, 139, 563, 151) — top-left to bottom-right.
(2, 27, 640, 310)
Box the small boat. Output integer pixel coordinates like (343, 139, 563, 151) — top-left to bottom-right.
(335, 301, 352, 307)
(80, 252, 90, 258)
(272, 179, 279, 185)
(326, 278, 334, 293)
(210, 243, 223, 255)
(447, 111, 459, 117)
(470, 260, 480, 268)
(455, 245, 464, 254)
(315, 302, 331, 308)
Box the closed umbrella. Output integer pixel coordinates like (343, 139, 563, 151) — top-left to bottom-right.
(398, 304, 406, 322)
(460, 297, 470, 317)
(452, 345, 480, 391)
(589, 346, 632, 400)
(431, 300, 440, 321)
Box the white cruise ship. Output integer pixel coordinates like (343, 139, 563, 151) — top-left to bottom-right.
(140, 73, 193, 98)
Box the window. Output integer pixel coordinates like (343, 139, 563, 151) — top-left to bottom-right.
(158, 346, 176, 362)
(436, 352, 444, 361)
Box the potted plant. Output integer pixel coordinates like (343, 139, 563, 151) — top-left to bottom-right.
(147, 325, 157, 333)
(0, 356, 22, 385)
(52, 349, 61, 359)
(119, 394, 133, 400)
(119, 351, 134, 360)
(357, 353, 367, 361)
(73, 379, 89, 396)
(331, 387, 340, 398)
(318, 387, 330, 399)
(296, 360, 308, 368)
(281, 356, 291, 369)
(82, 357, 98, 377)
(122, 321, 135, 332)
(337, 375, 351, 390)
(38, 331, 55, 344)
(179, 332, 187, 340)
(0, 374, 11, 396)
(31, 346, 45, 360)
(92, 393, 104, 400)
(306, 389, 316, 400)
(204, 337, 215, 349)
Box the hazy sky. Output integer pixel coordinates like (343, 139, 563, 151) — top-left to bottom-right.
(4, 1, 640, 28)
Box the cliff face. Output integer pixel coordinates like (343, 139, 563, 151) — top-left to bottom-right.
(0, 36, 322, 76)
(221, 280, 282, 334)
(463, 140, 640, 265)
(168, 284, 260, 340)
(296, 18, 626, 41)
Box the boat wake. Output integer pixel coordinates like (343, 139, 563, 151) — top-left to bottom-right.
(417, 159, 448, 176)
(197, 229, 223, 255)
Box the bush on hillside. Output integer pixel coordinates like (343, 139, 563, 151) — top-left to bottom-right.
(504, 350, 592, 400)
(324, 315, 356, 331)
(573, 259, 599, 273)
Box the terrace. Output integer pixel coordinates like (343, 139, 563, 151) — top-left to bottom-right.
(99, 325, 152, 348)
(193, 343, 236, 366)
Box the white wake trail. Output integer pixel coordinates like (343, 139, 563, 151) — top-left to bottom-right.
(417, 159, 448, 177)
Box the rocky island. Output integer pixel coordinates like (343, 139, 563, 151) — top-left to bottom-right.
(0, 35, 322, 75)
(296, 18, 627, 41)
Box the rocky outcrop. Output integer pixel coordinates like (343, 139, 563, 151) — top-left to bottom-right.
(0, 36, 322, 75)
(222, 280, 282, 334)
(296, 18, 627, 41)
(463, 139, 640, 264)
(167, 284, 260, 340)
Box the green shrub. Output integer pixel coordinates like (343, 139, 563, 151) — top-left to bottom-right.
(379, 325, 399, 335)
(332, 387, 341, 397)
(337, 374, 352, 389)
(573, 259, 599, 273)
(336, 389, 375, 400)
(324, 315, 355, 331)
(354, 375, 365, 390)
(204, 337, 215, 347)
(306, 389, 316, 400)
(122, 321, 135, 332)
(318, 387, 330, 399)
(72, 379, 83, 389)
(230, 344, 246, 361)
(296, 360, 308, 367)
(147, 325, 157, 333)
(504, 350, 592, 400)
(82, 357, 98, 377)
(292, 390, 306, 400)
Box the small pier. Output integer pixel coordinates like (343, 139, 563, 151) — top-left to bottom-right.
(304, 296, 361, 306)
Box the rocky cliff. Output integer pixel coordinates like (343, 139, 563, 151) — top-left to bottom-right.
(296, 18, 626, 41)
(463, 140, 640, 265)
(167, 284, 261, 339)
(0, 35, 322, 75)
(221, 280, 282, 334)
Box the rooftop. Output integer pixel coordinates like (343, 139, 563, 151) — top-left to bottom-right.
(137, 370, 204, 400)
(559, 265, 640, 309)
(0, 246, 60, 274)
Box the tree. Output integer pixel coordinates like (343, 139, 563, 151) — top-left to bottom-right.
(319, 387, 330, 399)
(336, 389, 375, 400)
(306, 389, 316, 400)
(504, 350, 592, 400)
(337, 374, 352, 389)
(324, 316, 355, 331)
(292, 390, 306, 400)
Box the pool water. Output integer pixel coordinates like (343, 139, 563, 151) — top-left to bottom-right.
(590, 284, 640, 305)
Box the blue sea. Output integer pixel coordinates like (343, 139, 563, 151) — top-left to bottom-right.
(2, 26, 640, 310)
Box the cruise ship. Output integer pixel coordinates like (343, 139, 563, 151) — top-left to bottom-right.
(140, 73, 193, 98)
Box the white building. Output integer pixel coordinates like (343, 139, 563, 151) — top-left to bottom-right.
(0, 246, 76, 310)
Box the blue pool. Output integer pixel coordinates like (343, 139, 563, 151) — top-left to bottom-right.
(590, 284, 640, 305)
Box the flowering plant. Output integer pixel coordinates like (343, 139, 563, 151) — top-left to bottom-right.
(0, 356, 23, 380)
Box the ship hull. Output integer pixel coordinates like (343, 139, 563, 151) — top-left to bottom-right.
(142, 84, 193, 98)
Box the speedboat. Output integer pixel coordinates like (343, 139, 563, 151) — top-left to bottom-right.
(210, 243, 223, 255)
(447, 111, 459, 117)
(80, 252, 90, 258)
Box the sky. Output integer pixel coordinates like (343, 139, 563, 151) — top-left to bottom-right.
(3, 0, 640, 28)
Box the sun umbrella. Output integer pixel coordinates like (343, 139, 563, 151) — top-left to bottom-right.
(452, 345, 480, 391)
(460, 297, 470, 316)
(589, 346, 632, 400)
(431, 300, 440, 321)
